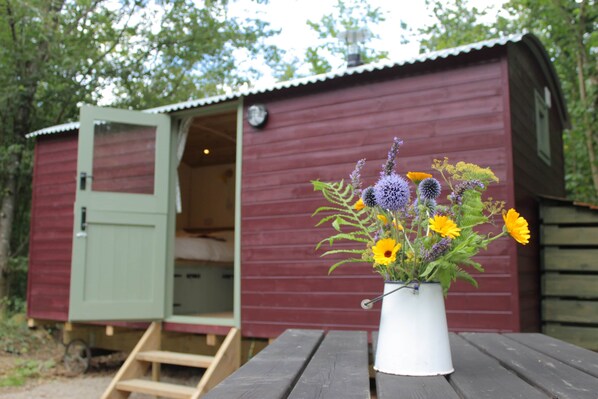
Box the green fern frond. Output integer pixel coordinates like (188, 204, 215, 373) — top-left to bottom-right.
(328, 258, 367, 274)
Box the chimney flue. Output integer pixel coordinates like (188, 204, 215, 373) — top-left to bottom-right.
(340, 28, 369, 68)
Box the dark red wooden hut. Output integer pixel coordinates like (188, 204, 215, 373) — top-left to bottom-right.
(26, 33, 568, 342)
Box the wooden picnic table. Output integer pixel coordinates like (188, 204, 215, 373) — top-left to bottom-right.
(203, 329, 598, 399)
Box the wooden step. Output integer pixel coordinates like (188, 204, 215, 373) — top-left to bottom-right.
(136, 350, 214, 368)
(116, 378, 196, 399)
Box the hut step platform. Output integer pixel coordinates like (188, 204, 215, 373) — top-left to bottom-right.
(102, 322, 240, 399)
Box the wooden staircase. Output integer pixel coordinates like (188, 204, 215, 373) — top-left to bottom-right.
(101, 322, 241, 399)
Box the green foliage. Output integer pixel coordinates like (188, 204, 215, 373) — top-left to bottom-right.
(502, 0, 598, 203)
(312, 141, 517, 293)
(311, 179, 376, 273)
(0, 313, 48, 355)
(0, 359, 55, 387)
(419, 0, 507, 52)
(0, 314, 58, 387)
(5, 257, 28, 314)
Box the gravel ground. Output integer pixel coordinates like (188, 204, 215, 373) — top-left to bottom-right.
(0, 347, 201, 399)
(0, 374, 113, 399)
(0, 371, 201, 399)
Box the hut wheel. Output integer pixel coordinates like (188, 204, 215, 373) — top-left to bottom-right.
(63, 339, 91, 375)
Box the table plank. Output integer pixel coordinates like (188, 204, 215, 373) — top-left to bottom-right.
(506, 332, 598, 378)
(449, 334, 546, 399)
(376, 373, 459, 399)
(373, 332, 459, 399)
(288, 330, 370, 399)
(203, 329, 324, 399)
(461, 332, 598, 399)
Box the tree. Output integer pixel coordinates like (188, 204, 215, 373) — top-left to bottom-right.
(0, 0, 278, 313)
(418, 0, 598, 204)
(419, 0, 508, 52)
(503, 0, 597, 203)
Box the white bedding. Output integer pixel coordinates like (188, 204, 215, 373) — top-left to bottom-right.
(174, 232, 234, 263)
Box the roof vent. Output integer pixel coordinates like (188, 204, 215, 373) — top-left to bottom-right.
(339, 28, 369, 68)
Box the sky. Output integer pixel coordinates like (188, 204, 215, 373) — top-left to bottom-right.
(229, 0, 509, 86)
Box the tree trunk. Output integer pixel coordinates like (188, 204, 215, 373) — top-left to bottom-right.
(0, 151, 20, 315)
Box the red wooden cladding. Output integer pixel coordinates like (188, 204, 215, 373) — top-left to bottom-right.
(507, 45, 566, 331)
(27, 133, 77, 321)
(92, 126, 155, 194)
(240, 56, 523, 337)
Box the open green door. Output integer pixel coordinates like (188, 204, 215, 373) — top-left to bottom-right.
(69, 105, 171, 321)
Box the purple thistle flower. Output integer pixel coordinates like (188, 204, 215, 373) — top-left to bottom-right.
(422, 238, 452, 263)
(361, 186, 377, 207)
(374, 173, 410, 211)
(381, 137, 403, 176)
(419, 178, 441, 201)
(449, 180, 485, 205)
(349, 158, 366, 196)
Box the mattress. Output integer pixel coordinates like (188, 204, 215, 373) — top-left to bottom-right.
(174, 231, 234, 263)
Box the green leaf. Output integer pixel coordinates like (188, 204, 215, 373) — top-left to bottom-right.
(332, 216, 342, 232)
(328, 258, 367, 274)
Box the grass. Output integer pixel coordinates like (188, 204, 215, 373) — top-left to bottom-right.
(0, 359, 55, 387)
(0, 312, 58, 387)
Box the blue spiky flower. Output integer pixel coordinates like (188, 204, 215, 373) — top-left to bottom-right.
(419, 177, 441, 201)
(374, 173, 410, 211)
(361, 186, 377, 207)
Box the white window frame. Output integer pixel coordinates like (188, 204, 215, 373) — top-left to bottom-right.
(535, 90, 550, 165)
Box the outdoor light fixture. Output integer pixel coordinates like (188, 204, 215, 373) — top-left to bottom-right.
(247, 104, 268, 128)
(203, 148, 210, 155)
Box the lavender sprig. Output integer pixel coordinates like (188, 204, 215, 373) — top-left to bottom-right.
(349, 158, 366, 196)
(449, 180, 485, 205)
(422, 238, 452, 263)
(381, 137, 403, 176)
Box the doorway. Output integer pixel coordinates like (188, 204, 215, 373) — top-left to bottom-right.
(169, 105, 239, 326)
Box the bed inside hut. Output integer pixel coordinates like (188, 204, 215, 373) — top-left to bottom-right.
(172, 109, 237, 321)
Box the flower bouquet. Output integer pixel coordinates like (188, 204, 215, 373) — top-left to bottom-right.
(312, 137, 530, 376)
(312, 137, 530, 293)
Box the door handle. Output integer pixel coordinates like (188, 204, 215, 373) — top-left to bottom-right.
(79, 172, 93, 190)
(80, 207, 87, 231)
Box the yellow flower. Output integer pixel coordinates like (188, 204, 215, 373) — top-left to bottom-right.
(377, 214, 388, 224)
(429, 215, 461, 239)
(407, 171, 433, 184)
(392, 219, 404, 231)
(354, 198, 365, 210)
(372, 238, 401, 266)
(503, 209, 530, 245)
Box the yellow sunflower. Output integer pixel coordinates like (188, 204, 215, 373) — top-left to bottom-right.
(406, 171, 433, 184)
(503, 209, 530, 245)
(372, 238, 401, 266)
(429, 215, 461, 239)
(354, 198, 365, 211)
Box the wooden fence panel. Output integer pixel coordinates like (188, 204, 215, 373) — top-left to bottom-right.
(540, 201, 598, 350)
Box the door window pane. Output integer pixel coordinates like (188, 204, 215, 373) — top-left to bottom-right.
(92, 121, 156, 194)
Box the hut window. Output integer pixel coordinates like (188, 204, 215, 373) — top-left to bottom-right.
(535, 90, 550, 165)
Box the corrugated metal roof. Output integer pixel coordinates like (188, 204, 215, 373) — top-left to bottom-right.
(26, 33, 526, 139)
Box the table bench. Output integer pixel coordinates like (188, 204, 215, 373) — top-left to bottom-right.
(203, 329, 598, 399)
